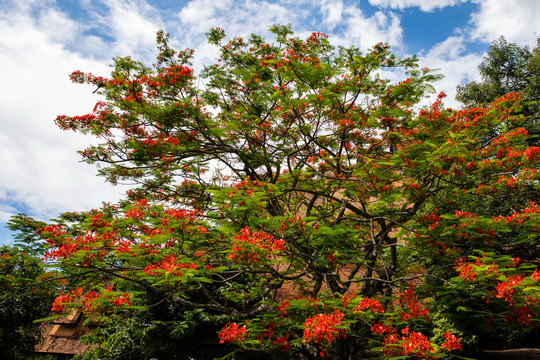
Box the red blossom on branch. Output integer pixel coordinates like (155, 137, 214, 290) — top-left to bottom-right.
(494, 275, 523, 302)
(524, 146, 540, 161)
(456, 261, 477, 282)
(218, 322, 248, 344)
(51, 292, 74, 312)
(440, 332, 462, 351)
(353, 297, 384, 313)
(228, 227, 286, 263)
(371, 322, 392, 335)
(399, 286, 430, 321)
(302, 310, 348, 346)
(383, 327, 435, 359)
(143, 255, 197, 276)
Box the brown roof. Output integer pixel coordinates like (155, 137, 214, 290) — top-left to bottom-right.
(35, 309, 99, 356)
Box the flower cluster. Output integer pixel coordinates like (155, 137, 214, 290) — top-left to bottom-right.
(488, 273, 540, 325)
(494, 275, 523, 302)
(353, 297, 384, 313)
(228, 227, 286, 263)
(125, 199, 149, 220)
(399, 286, 430, 321)
(52, 287, 132, 314)
(272, 334, 291, 350)
(257, 322, 291, 351)
(373, 323, 461, 358)
(79, 289, 99, 312)
(383, 327, 435, 359)
(371, 322, 391, 334)
(218, 322, 248, 344)
(440, 332, 462, 351)
(532, 269, 540, 281)
(51, 292, 74, 312)
(302, 310, 348, 346)
(142, 255, 197, 276)
(456, 261, 477, 282)
(109, 293, 132, 308)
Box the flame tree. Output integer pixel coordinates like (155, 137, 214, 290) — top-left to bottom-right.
(21, 26, 540, 359)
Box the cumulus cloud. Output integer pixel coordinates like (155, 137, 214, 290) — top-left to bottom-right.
(177, 0, 234, 34)
(169, 0, 409, 75)
(176, 0, 296, 39)
(337, 7, 403, 49)
(319, 0, 344, 29)
(101, 0, 163, 57)
(419, 35, 484, 107)
(0, 2, 135, 225)
(368, 0, 468, 12)
(470, 0, 540, 46)
(172, 0, 300, 71)
(0, 202, 19, 224)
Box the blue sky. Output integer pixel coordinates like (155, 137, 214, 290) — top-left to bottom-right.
(1, 0, 540, 245)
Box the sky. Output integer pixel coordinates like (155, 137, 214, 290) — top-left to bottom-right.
(1, 0, 540, 245)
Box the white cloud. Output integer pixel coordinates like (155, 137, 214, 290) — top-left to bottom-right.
(0, 2, 127, 221)
(336, 7, 403, 50)
(36, 8, 80, 43)
(470, 0, 540, 46)
(0, 203, 19, 224)
(177, 0, 234, 34)
(368, 0, 468, 12)
(320, 0, 344, 29)
(104, 0, 163, 54)
(419, 35, 484, 107)
(172, 0, 305, 72)
(426, 35, 466, 60)
(176, 0, 294, 42)
(171, 0, 408, 75)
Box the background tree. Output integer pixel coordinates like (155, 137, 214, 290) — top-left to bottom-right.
(452, 38, 540, 348)
(19, 27, 540, 359)
(457, 36, 540, 146)
(0, 245, 57, 360)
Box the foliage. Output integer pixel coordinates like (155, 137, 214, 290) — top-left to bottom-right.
(457, 36, 540, 146)
(15, 27, 540, 359)
(0, 246, 57, 360)
(74, 310, 235, 360)
(7, 213, 49, 255)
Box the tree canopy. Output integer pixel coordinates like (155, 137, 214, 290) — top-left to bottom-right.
(457, 36, 540, 147)
(0, 244, 56, 360)
(6, 26, 540, 359)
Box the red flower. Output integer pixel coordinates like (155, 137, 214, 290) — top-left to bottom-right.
(82, 291, 99, 312)
(494, 275, 522, 302)
(218, 322, 248, 344)
(51, 292, 73, 312)
(277, 300, 290, 316)
(272, 334, 291, 351)
(456, 262, 477, 282)
(371, 322, 391, 334)
(512, 305, 534, 326)
(143, 255, 197, 276)
(302, 310, 348, 345)
(353, 297, 384, 313)
(399, 286, 430, 321)
(440, 332, 462, 351)
(112, 293, 132, 307)
(228, 227, 286, 263)
(524, 146, 540, 161)
(383, 328, 435, 359)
